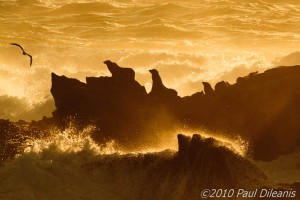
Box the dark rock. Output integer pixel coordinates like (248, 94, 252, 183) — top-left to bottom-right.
(177, 134, 191, 156)
(47, 62, 300, 161)
(202, 82, 214, 95)
(189, 134, 202, 150)
(50, 73, 88, 122)
(215, 81, 229, 93)
(76, 134, 266, 199)
(236, 71, 258, 84)
(175, 134, 267, 188)
(191, 91, 204, 98)
(50, 62, 149, 146)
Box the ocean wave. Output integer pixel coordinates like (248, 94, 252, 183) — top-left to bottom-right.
(0, 127, 266, 200)
(45, 2, 119, 15)
(1, 0, 299, 42)
(135, 2, 195, 16)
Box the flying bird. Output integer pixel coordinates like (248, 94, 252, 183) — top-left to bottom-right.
(10, 43, 32, 66)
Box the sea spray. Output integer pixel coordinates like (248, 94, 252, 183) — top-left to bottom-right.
(0, 126, 266, 200)
(0, 124, 121, 200)
(24, 124, 117, 155)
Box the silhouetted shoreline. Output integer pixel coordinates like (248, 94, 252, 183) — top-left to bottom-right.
(1, 62, 300, 199)
(38, 61, 300, 161)
(2, 62, 300, 162)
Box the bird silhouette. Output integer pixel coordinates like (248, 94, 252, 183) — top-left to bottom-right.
(10, 43, 32, 66)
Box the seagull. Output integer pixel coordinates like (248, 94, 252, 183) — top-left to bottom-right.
(10, 43, 32, 66)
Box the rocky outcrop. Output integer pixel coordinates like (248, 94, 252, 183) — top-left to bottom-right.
(177, 134, 190, 156)
(79, 134, 266, 200)
(51, 73, 88, 123)
(215, 81, 229, 93)
(49, 62, 300, 161)
(202, 82, 214, 95)
(176, 134, 267, 187)
(50, 61, 148, 143)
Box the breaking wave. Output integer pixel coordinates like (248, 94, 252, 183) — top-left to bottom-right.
(0, 125, 267, 200)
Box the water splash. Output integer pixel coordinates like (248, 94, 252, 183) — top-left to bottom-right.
(0, 125, 265, 200)
(177, 129, 249, 156)
(24, 124, 118, 155)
